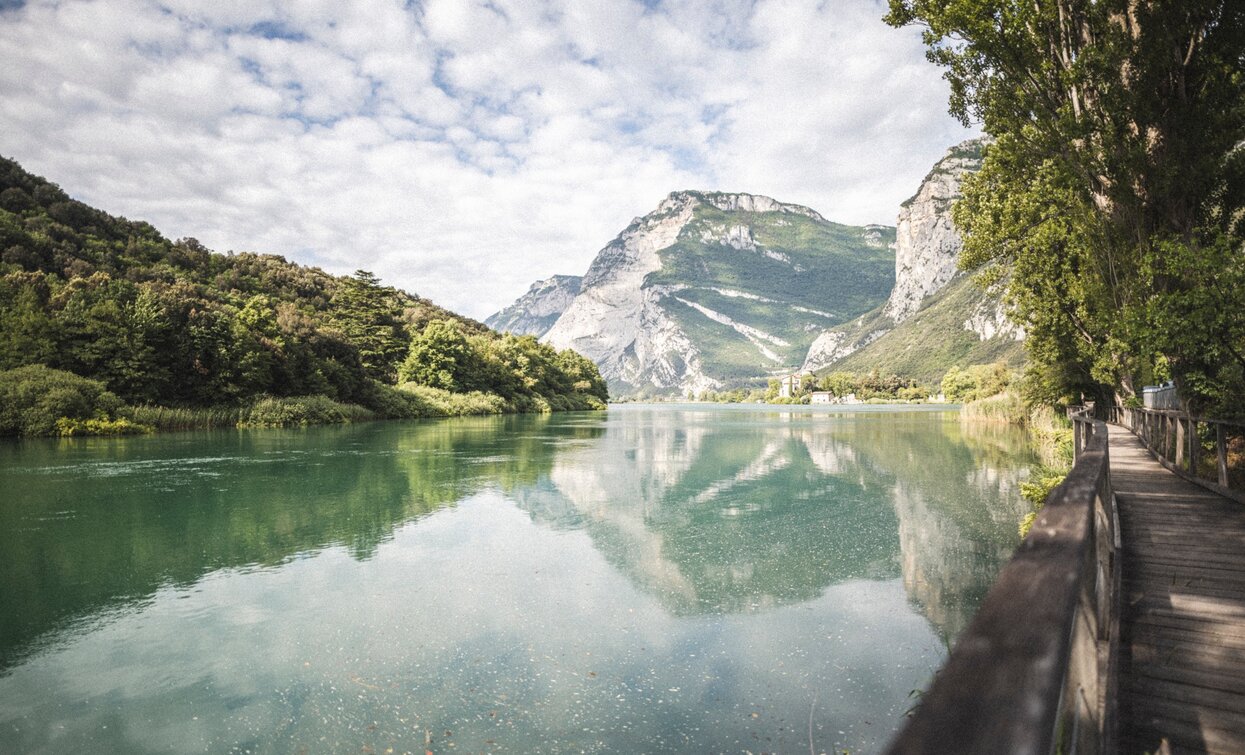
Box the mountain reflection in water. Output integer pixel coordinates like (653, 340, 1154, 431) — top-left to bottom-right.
(0, 405, 1035, 754)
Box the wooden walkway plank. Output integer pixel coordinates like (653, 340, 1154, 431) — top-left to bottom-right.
(1109, 423, 1245, 755)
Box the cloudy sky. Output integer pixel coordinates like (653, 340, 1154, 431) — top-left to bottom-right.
(0, 0, 974, 319)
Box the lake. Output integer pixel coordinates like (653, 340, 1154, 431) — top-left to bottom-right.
(0, 404, 1036, 754)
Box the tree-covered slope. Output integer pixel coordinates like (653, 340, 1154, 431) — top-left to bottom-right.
(0, 155, 606, 427)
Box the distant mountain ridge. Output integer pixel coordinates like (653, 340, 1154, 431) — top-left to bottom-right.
(492, 190, 896, 396)
(488, 140, 1025, 394)
(485, 274, 581, 336)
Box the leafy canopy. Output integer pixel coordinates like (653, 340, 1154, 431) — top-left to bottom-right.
(887, 0, 1245, 415)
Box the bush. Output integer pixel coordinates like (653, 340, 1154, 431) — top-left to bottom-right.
(0, 364, 145, 436)
(238, 395, 375, 428)
(56, 416, 151, 436)
(396, 383, 508, 416)
(941, 362, 1014, 403)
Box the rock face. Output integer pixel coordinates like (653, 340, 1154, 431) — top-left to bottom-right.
(484, 275, 582, 337)
(536, 191, 894, 396)
(883, 140, 986, 323)
(802, 138, 1022, 378)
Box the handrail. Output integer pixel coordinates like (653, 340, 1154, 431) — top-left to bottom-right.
(885, 410, 1120, 755)
(1111, 405, 1243, 504)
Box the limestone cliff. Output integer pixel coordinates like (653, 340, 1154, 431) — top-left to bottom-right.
(803, 139, 1023, 378)
(484, 275, 581, 337)
(534, 191, 894, 396)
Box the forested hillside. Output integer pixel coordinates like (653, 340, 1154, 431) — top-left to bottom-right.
(0, 156, 607, 435)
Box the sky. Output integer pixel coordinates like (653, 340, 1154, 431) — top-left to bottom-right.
(0, 0, 975, 319)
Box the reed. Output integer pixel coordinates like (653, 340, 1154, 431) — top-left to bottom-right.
(121, 405, 244, 431)
(960, 390, 1028, 426)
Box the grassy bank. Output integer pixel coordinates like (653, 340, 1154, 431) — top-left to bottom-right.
(1, 365, 606, 439)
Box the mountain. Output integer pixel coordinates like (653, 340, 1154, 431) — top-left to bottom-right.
(801, 139, 1024, 381)
(515, 191, 895, 396)
(484, 274, 581, 337)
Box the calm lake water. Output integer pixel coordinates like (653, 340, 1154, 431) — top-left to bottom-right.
(0, 404, 1036, 754)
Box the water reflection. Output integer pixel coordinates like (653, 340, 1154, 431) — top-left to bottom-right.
(0, 405, 1034, 753)
(0, 414, 590, 669)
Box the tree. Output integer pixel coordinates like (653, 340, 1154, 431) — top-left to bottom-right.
(399, 320, 473, 391)
(330, 270, 409, 383)
(888, 1, 1245, 412)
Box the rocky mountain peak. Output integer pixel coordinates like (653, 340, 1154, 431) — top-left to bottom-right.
(881, 138, 987, 323)
(531, 190, 893, 396)
(484, 274, 582, 337)
(658, 190, 826, 221)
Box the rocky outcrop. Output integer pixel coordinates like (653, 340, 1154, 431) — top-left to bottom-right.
(539, 191, 894, 396)
(484, 275, 582, 337)
(882, 139, 986, 323)
(541, 194, 717, 394)
(800, 138, 1023, 377)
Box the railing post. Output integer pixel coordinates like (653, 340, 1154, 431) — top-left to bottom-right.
(1165, 414, 1174, 463)
(1190, 419, 1200, 477)
(1219, 424, 1230, 488)
(1074, 419, 1083, 459)
(1176, 416, 1186, 470)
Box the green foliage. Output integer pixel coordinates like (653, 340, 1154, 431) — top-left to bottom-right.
(940, 362, 1013, 403)
(396, 384, 509, 416)
(55, 416, 151, 436)
(399, 319, 608, 409)
(1018, 466, 1070, 538)
(400, 319, 472, 390)
(238, 396, 376, 428)
(960, 390, 1027, 425)
(1015, 405, 1074, 537)
(887, 0, 1245, 412)
(0, 364, 139, 437)
(120, 404, 243, 431)
(0, 155, 607, 425)
(328, 270, 409, 383)
(809, 370, 931, 402)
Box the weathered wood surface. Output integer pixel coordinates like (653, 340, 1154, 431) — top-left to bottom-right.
(1110, 423, 1245, 755)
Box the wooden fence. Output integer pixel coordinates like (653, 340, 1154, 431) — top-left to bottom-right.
(885, 410, 1120, 754)
(1112, 406, 1244, 504)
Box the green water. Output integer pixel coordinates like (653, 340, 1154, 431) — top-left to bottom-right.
(0, 404, 1035, 754)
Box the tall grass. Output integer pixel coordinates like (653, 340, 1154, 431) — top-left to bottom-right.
(959, 390, 1028, 426)
(121, 405, 243, 431)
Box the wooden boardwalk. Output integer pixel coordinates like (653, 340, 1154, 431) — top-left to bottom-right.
(1110, 423, 1245, 754)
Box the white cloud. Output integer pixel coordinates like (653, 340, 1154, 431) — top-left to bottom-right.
(0, 0, 974, 319)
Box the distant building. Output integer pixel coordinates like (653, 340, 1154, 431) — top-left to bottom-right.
(777, 374, 804, 399)
(810, 391, 832, 404)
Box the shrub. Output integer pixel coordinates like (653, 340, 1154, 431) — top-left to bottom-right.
(238, 395, 375, 428)
(396, 383, 508, 416)
(56, 417, 151, 436)
(0, 364, 142, 437)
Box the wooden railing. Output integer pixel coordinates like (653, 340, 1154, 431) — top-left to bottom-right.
(1111, 406, 1244, 504)
(885, 410, 1120, 755)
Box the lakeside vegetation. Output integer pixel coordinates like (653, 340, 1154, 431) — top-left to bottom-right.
(887, 1, 1245, 420)
(0, 157, 607, 437)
